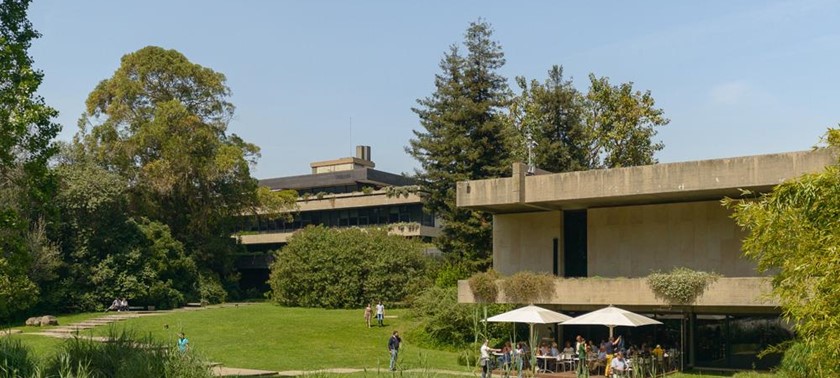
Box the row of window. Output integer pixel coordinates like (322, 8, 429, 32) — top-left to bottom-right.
(244, 204, 435, 233)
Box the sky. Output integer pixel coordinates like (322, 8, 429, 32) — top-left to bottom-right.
(27, 0, 840, 179)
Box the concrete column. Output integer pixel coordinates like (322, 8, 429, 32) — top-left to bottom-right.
(512, 162, 527, 204)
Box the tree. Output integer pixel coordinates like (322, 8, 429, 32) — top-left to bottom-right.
(51, 151, 199, 311)
(723, 128, 840, 376)
(77, 46, 294, 283)
(583, 74, 668, 168)
(510, 66, 588, 173)
(511, 68, 669, 173)
(408, 20, 512, 272)
(0, 0, 61, 320)
(268, 226, 428, 309)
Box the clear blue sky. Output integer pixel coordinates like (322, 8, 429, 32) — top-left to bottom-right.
(28, 0, 839, 179)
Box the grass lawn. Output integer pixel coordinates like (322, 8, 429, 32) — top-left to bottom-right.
(74, 303, 465, 372)
(8, 304, 781, 377)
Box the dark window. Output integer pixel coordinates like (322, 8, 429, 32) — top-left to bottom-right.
(563, 210, 587, 277)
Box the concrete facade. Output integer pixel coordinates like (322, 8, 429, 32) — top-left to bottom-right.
(588, 201, 750, 277)
(457, 148, 837, 370)
(456, 148, 838, 311)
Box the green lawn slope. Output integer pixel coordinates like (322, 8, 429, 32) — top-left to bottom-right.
(79, 303, 464, 372)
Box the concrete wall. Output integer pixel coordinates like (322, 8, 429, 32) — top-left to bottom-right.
(457, 149, 838, 213)
(457, 277, 777, 313)
(588, 201, 753, 277)
(493, 211, 562, 276)
(296, 191, 423, 212)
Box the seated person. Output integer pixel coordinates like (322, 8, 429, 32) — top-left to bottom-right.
(119, 298, 129, 311)
(106, 298, 120, 312)
(562, 341, 575, 356)
(549, 342, 560, 357)
(610, 352, 629, 377)
(537, 342, 549, 369)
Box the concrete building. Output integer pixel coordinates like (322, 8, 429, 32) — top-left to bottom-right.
(236, 146, 440, 291)
(455, 148, 837, 370)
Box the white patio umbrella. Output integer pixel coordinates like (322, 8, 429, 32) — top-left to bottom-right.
(486, 305, 572, 372)
(560, 305, 662, 338)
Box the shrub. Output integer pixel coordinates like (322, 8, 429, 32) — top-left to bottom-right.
(268, 226, 428, 308)
(468, 269, 500, 303)
(646, 267, 720, 305)
(408, 286, 513, 349)
(501, 271, 555, 304)
(433, 261, 471, 288)
(777, 341, 812, 378)
(197, 273, 228, 305)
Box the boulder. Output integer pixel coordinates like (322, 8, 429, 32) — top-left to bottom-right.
(25, 315, 58, 326)
(39, 315, 58, 326)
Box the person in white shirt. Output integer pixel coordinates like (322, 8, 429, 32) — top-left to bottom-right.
(480, 339, 499, 378)
(610, 351, 628, 377)
(375, 301, 385, 327)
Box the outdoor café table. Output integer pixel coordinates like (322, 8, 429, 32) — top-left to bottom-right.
(535, 355, 557, 373)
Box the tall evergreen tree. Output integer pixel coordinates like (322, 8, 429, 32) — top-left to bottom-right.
(0, 0, 61, 319)
(408, 20, 512, 271)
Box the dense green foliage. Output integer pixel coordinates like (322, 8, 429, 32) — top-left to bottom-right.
(269, 226, 429, 308)
(646, 267, 720, 305)
(0, 0, 61, 321)
(408, 20, 513, 272)
(724, 128, 840, 377)
(75, 46, 295, 287)
(511, 66, 669, 172)
(408, 286, 513, 349)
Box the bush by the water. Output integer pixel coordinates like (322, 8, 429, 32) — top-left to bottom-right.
(268, 226, 429, 308)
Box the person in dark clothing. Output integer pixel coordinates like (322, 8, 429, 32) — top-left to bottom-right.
(388, 331, 401, 371)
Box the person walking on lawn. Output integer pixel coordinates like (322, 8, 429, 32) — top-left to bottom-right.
(376, 301, 385, 327)
(388, 330, 401, 371)
(364, 303, 372, 328)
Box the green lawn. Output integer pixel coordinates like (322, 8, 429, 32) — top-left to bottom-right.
(9, 304, 781, 377)
(71, 303, 464, 372)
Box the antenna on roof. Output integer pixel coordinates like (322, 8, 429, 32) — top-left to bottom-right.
(349, 116, 353, 156)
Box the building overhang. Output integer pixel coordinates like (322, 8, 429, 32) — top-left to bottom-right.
(457, 277, 779, 314)
(457, 149, 837, 213)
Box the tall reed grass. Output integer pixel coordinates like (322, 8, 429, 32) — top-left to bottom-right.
(1, 328, 212, 378)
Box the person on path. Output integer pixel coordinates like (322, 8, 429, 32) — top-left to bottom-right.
(514, 342, 526, 378)
(480, 339, 499, 378)
(388, 330, 401, 371)
(177, 332, 189, 353)
(376, 301, 385, 327)
(576, 335, 589, 378)
(364, 304, 372, 328)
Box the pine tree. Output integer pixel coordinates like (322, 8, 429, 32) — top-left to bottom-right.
(408, 20, 512, 271)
